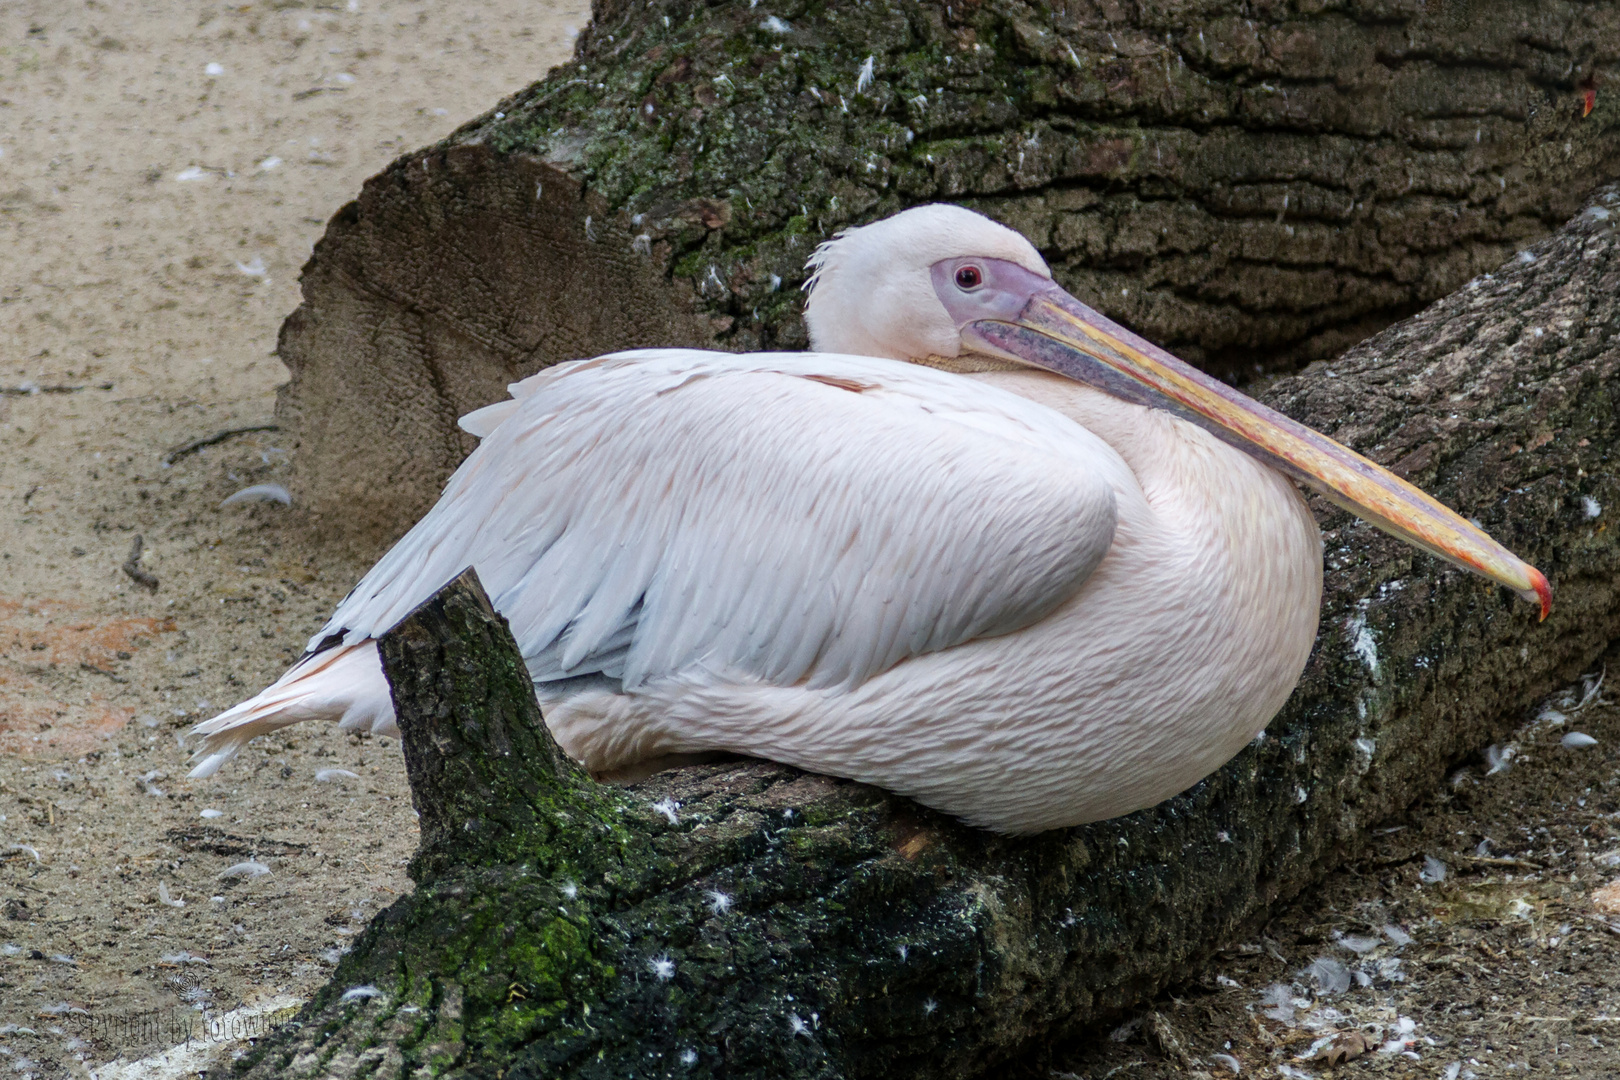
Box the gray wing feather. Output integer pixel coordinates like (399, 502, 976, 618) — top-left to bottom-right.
(313, 350, 1121, 693)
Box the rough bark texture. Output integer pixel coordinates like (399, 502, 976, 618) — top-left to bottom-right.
(277, 0, 1618, 540)
(241, 187, 1620, 1078)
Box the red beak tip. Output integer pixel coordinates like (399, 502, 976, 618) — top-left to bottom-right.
(1530, 567, 1552, 622)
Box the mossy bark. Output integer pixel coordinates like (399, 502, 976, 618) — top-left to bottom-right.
(277, 0, 1619, 540)
(243, 187, 1620, 1078)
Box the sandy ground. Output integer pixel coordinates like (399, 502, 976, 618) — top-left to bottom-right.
(0, 1, 583, 1075)
(1053, 658, 1620, 1080)
(2, 3, 1619, 1079)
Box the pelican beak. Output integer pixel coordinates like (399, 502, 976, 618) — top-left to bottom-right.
(937, 259, 1551, 620)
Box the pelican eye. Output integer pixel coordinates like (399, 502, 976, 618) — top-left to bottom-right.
(954, 265, 983, 290)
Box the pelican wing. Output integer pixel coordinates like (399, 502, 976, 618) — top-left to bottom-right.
(313, 349, 1121, 692)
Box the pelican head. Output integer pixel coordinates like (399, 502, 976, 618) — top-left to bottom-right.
(804, 204, 1551, 619)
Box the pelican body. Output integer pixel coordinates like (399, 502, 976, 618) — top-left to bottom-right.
(192, 206, 1547, 834)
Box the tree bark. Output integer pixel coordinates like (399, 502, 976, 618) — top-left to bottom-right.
(241, 185, 1620, 1079)
(276, 0, 1618, 542)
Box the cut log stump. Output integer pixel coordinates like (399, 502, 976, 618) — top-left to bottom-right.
(243, 185, 1620, 1077)
(275, 0, 1619, 542)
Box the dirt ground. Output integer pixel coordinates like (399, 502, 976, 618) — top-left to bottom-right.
(1, 2, 1618, 1079)
(1050, 658, 1620, 1080)
(0, 1, 585, 1075)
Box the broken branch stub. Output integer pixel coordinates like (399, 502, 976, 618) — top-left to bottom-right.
(241, 190, 1620, 1079)
(376, 567, 613, 881)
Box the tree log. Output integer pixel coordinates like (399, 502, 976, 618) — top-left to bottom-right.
(242, 185, 1620, 1078)
(277, 0, 1618, 541)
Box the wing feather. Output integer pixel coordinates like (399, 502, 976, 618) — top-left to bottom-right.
(313, 349, 1123, 693)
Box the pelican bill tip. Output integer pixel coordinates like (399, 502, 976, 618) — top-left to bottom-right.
(1529, 566, 1552, 622)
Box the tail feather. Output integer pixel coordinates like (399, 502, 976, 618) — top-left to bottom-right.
(187, 641, 395, 778)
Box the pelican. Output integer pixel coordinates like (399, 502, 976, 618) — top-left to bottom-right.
(189, 205, 1547, 834)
